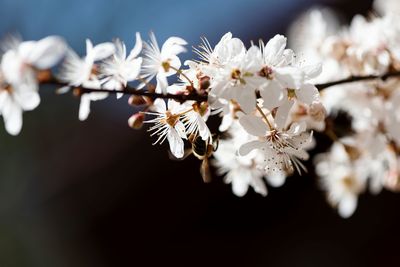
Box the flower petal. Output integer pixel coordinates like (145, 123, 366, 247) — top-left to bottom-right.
(2, 97, 23, 135)
(167, 128, 185, 158)
(127, 32, 143, 60)
(338, 194, 357, 218)
(239, 114, 268, 137)
(239, 140, 263, 156)
(92, 42, 115, 61)
(27, 36, 67, 69)
(296, 83, 319, 105)
(274, 100, 294, 130)
(264, 34, 287, 66)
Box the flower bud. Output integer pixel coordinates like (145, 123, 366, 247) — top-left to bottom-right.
(128, 95, 147, 106)
(199, 76, 210, 90)
(128, 113, 145, 129)
(309, 101, 326, 122)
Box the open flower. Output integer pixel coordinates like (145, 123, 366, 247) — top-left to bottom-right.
(210, 45, 264, 113)
(144, 99, 189, 158)
(58, 39, 115, 120)
(141, 32, 187, 94)
(315, 141, 367, 218)
(181, 101, 211, 142)
(213, 121, 267, 196)
(100, 33, 143, 97)
(239, 101, 313, 175)
(0, 36, 66, 135)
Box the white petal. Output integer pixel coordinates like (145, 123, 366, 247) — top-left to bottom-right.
(296, 83, 319, 105)
(152, 99, 166, 113)
(239, 140, 263, 156)
(92, 42, 115, 61)
(230, 173, 249, 197)
(251, 176, 268, 196)
(27, 36, 67, 69)
(161, 37, 187, 56)
(2, 97, 23, 135)
(266, 172, 286, 187)
(239, 114, 268, 136)
(274, 100, 294, 130)
(302, 63, 322, 79)
(260, 80, 284, 110)
(264, 34, 287, 66)
(78, 94, 91, 121)
(275, 66, 304, 89)
(236, 88, 256, 113)
(155, 73, 168, 94)
(175, 120, 187, 139)
(127, 32, 143, 60)
(338, 194, 357, 218)
(197, 115, 211, 141)
(14, 84, 40, 111)
(219, 113, 233, 132)
(167, 128, 185, 158)
(86, 39, 94, 56)
(287, 121, 307, 136)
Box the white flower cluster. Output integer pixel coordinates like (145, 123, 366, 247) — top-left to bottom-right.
(1, 0, 400, 218)
(289, 0, 400, 217)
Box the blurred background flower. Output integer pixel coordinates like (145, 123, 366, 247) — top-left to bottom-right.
(0, 0, 397, 266)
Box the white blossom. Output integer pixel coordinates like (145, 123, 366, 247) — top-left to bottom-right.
(239, 101, 313, 175)
(100, 33, 143, 97)
(141, 32, 187, 94)
(58, 39, 115, 121)
(0, 36, 66, 135)
(144, 99, 189, 158)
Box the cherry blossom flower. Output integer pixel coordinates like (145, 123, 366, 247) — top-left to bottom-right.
(141, 32, 187, 94)
(58, 39, 115, 120)
(315, 141, 367, 218)
(0, 36, 66, 135)
(144, 99, 189, 158)
(213, 121, 267, 196)
(100, 33, 143, 96)
(239, 101, 313, 175)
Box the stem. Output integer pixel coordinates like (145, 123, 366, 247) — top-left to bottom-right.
(40, 76, 207, 103)
(256, 104, 274, 130)
(170, 66, 195, 89)
(38, 70, 400, 103)
(315, 71, 400, 90)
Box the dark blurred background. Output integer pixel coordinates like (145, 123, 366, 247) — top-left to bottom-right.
(1, 0, 398, 266)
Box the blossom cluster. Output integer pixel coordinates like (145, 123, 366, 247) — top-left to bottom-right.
(289, 0, 400, 217)
(0, 0, 399, 218)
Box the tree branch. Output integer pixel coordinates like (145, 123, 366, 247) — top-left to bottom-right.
(315, 71, 400, 90)
(40, 77, 208, 103)
(39, 71, 400, 103)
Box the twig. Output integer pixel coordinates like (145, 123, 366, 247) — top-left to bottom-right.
(39, 71, 400, 102)
(315, 71, 400, 90)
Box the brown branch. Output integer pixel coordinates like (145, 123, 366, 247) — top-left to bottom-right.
(38, 71, 400, 102)
(39, 76, 208, 103)
(315, 71, 400, 90)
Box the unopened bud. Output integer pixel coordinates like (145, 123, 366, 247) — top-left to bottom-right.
(309, 101, 326, 122)
(199, 76, 210, 90)
(36, 70, 52, 82)
(72, 87, 83, 97)
(128, 95, 147, 106)
(128, 113, 145, 129)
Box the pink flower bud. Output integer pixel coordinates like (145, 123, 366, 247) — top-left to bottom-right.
(128, 113, 145, 129)
(309, 101, 326, 122)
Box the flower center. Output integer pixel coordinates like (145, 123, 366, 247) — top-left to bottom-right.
(259, 66, 274, 80)
(342, 175, 356, 190)
(165, 111, 180, 127)
(287, 89, 296, 100)
(231, 69, 246, 85)
(162, 61, 171, 72)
